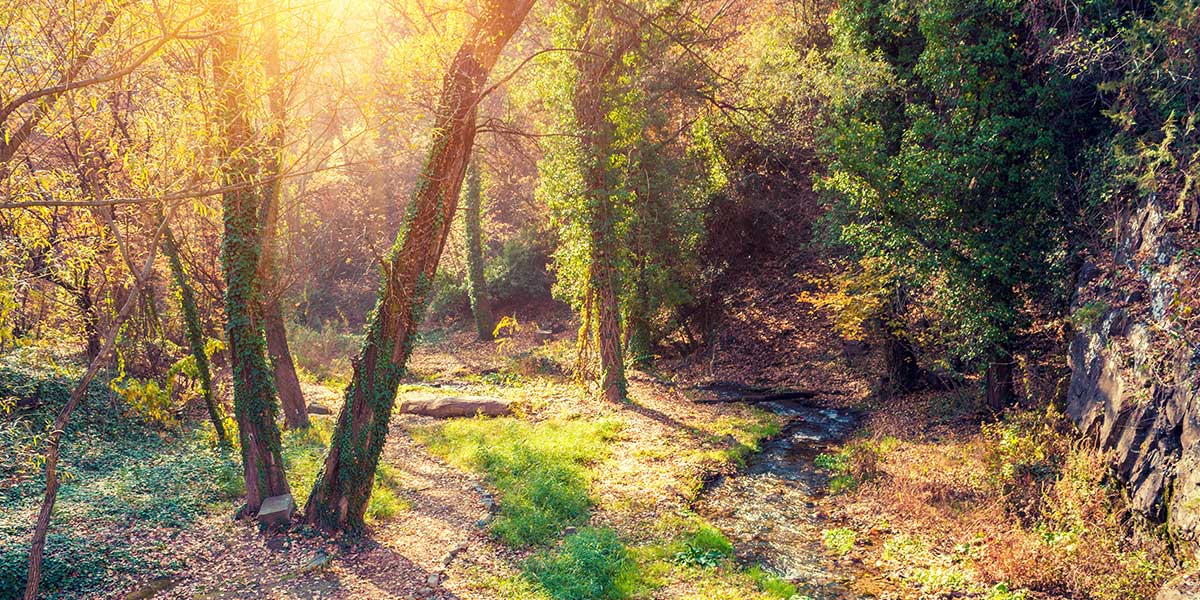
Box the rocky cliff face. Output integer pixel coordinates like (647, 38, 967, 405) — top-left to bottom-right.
(1067, 197, 1200, 557)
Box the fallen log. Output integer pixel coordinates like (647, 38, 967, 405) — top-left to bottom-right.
(693, 389, 827, 404)
(396, 394, 513, 418)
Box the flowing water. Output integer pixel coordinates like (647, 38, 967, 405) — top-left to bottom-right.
(696, 399, 890, 599)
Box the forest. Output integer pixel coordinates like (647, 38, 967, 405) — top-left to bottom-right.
(1, 0, 1198, 598)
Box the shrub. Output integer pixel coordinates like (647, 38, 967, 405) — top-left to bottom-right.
(486, 232, 553, 306)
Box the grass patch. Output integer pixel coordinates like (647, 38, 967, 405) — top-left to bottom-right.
(822, 527, 856, 555)
(523, 527, 634, 600)
(911, 565, 970, 593)
(281, 419, 409, 523)
(415, 416, 622, 546)
(881, 534, 928, 563)
(672, 523, 734, 568)
(746, 565, 797, 599)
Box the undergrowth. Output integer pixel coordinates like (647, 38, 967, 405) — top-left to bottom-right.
(823, 399, 1178, 599)
(0, 357, 242, 598)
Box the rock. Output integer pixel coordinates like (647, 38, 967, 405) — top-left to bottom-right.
(256, 494, 295, 528)
(307, 403, 332, 415)
(1158, 570, 1200, 600)
(427, 571, 442, 586)
(442, 542, 469, 566)
(535, 329, 554, 343)
(396, 393, 512, 418)
(1068, 197, 1200, 555)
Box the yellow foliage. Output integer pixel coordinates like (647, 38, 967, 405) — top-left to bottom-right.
(796, 256, 896, 341)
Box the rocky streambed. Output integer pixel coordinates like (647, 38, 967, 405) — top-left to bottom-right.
(695, 399, 890, 599)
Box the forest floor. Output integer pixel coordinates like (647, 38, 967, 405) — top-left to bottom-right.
(1, 168, 1179, 600)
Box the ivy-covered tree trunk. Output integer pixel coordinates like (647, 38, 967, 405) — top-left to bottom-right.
(76, 285, 101, 361)
(162, 224, 227, 443)
(625, 258, 653, 368)
(259, 2, 308, 429)
(573, 21, 630, 403)
(304, 0, 535, 534)
(212, 0, 290, 515)
(463, 158, 495, 340)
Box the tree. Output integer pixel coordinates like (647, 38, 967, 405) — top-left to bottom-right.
(211, 0, 291, 514)
(162, 223, 228, 443)
(23, 213, 168, 600)
(259, 0, 309, 429)
(534, 1, 642, 403)
(303, 0, 536, 534)
(463, 158, 496, 340)
(821, 0, 1068, 408)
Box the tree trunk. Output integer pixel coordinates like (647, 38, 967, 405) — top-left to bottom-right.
(625, 259, 652, 369)
(573, 17, 631, 403)
(881, 327, 921, 397)
(258, 0, 308, 429)
(162, 224, 227, 443)
(463, 158, 495, 341)
(212, 0, 290, 515)
(303, 0, 535, 534)
(263, 298, 307, 428)
(24, 216, 165, 600)
(985, 356, 1015, 412)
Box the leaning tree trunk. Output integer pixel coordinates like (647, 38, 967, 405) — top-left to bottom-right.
(463, 158, 495, 341)
(212, 0, 290, 515)
(259, 0, 308, 429)
(162, 224, 227, 443)
(303, 0, 536, 534)
(24, 215, 166, 600)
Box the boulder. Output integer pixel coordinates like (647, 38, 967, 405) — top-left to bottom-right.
(1158, 570, 1200, 600)
(397, 394, 512, 418)
(256, 493, 295, 528)
(307, 403, 332, 416)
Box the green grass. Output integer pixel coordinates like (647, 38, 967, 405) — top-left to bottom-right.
(281, 418, 410, 523)
(910, 565, 970, 593)
(882, 534, 929, 563)
(415, 416, 622, 546)
(822, 527, 856, 555)
(672, 523, 734, 568)
(746, 565, 798, 599)
(523, 528, 634, 600)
